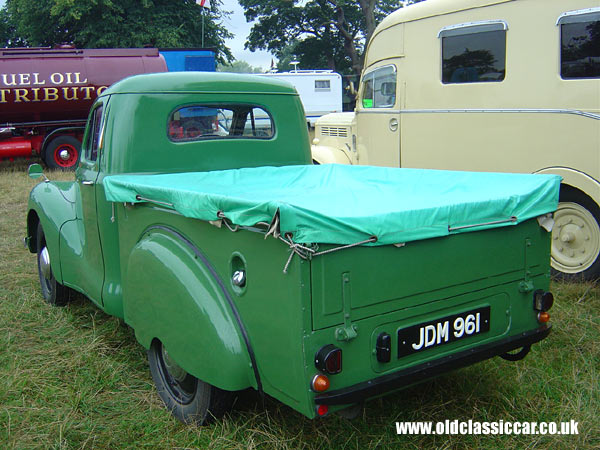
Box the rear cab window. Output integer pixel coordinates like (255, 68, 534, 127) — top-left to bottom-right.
(168, 104, 274, 142)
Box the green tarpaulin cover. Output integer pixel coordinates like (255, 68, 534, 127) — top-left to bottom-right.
(103, 164, 560, 245)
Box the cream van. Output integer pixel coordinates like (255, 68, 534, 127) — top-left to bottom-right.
(312, 0, 600, 280)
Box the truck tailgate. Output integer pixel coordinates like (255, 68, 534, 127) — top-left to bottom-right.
(310, 218, 547, 330)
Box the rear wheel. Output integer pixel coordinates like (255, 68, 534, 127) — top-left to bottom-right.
(36, 223, 70, 306)
(551, 186, 600, 280)
(148, 340, 233, 425)
(44, 135, 81, 170)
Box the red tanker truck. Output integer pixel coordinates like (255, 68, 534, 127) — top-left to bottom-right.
(0, 47, 166, 169)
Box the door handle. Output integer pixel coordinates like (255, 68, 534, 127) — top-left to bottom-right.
(389, 118, 399, 132)
(82, 180, 94, 185)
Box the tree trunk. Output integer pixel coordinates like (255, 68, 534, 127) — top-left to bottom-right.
(332, 4, 362, 76)
(359, 0, 377, 44)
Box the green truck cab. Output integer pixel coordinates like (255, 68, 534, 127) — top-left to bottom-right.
(25, 72, 559, 424)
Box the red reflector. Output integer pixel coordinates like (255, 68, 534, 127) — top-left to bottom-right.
(316, 404, 329, 416)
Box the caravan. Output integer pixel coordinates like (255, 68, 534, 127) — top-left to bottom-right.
(262, 68, 343, 127)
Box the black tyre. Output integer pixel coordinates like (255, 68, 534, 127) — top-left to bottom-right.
(36, 223, 70, 306)
(148, 340, 233, 425)
(44, 135, 81, 170)
(551, 186, 600, 281)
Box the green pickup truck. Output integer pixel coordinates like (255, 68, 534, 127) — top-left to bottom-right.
(25, 72, 559, 424)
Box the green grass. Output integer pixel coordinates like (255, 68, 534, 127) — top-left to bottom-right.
(0, 161, 598, 449)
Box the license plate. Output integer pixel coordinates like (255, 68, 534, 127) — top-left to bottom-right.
(397, 306, 490, 358)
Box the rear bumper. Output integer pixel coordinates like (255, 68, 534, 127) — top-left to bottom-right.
(314, 325, 551, 406)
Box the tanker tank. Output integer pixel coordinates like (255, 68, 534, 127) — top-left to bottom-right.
(0, 47, 167, 168)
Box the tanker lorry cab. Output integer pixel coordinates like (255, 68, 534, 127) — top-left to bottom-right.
(26, 72, 559, 424)
(311, 0, 600, 281)
(0, 47, 167, 169)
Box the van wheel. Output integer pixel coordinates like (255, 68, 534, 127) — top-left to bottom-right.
(551, 186, 600, 280)
(36, 223, 70, 306)
(45, 136, 81, 170)
(148, 340, 233, 425)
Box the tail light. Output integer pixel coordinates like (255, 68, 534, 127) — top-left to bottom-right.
(533, 290, 554, 312)
(315, 344, 342, 374)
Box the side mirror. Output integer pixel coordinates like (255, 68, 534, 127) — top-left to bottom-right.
(28, 163, 48, 182)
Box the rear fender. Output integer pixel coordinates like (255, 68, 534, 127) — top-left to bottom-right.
(123, 226, 255, 391)
(534, 167, 600, 207)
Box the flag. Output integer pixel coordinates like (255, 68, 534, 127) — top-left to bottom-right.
(196, 0, 210, 9)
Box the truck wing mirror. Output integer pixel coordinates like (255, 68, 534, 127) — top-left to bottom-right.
(28, 163, 49, 182)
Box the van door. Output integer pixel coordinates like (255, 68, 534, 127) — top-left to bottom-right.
(355, 65, 401, 167)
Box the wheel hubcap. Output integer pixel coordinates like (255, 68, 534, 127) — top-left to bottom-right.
(40, 246, 52, 280)
(161, 346, 187, 383)
(54, 143, 78, 168)
(551, 202, 600, 273)
(59, 149, 71, 161)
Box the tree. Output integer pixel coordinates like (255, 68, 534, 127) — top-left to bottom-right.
(1, 0, 234, 63)
(239, 0, 421, 75)
(217, 60, 265, 73)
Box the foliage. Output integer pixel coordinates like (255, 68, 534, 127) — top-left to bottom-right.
(1, 0, 233, 63)
(217, 60, 266, 74)
(239, 0, 421, 75)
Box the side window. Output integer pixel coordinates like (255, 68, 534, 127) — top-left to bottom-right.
(558, 9, 600, 79)
(439, 21, 507, 83)
(315, 79, 331, 91)
(168, 104, 274, 142)
(84, 105, 103, 162)
(361, 65, 397, 108)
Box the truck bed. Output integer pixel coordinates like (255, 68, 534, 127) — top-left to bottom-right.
(104, 164, 560, 246)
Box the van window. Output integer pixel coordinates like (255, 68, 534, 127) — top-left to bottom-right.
(168, 104, 274, 141)
(558, 9, 600, 79)
(361, 65, 396, 108)
(440, 21, 507, 83)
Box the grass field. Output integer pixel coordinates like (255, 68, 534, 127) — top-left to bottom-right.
(0, 160, 598, 449)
